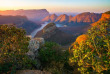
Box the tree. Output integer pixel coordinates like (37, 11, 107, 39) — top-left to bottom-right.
(0, 25, 30, 73)
(69, 22, 110, 74)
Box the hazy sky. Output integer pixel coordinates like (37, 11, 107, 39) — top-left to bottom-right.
(0, 0, 110, 13)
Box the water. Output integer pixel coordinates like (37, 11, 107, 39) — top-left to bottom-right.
(31, 22, 48, 38)
(31, 22, 65, 38)
(56, 24, 64, 27)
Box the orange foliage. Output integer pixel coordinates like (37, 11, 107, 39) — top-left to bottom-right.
(69, 34, 88, 53)
(75, 34, 88, 44)
(91, 13, 110, 26)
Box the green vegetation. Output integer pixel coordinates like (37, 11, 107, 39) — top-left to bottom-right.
(69, 22, 110, 74)
(38, 42, 74, 74)
(0, 19, 110, 74)
(0, 25, 36, 74)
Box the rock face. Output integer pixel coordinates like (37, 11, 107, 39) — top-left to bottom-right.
(55, 14, 69, 23)
(0, 15, 40, 34)
(35, 23, 74, 45)
(70, 12, 101, 23)
(91, 13, 110, 26)
(28, 39, 40, 52)
(27, 38, 45, 69)
(42, 14, 57, 22)
(27, 38, 44, 60)
(0, 9, 49, 22)
(42, 23, 57, 38)
(42, 12, 102, 25)
(69, 15, 73, 22)
(34, 38, 45, 45)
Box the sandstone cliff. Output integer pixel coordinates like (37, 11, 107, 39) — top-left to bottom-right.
(55, 14, 69, 23)
(42, 14, 57, 22)
(70, 12, 101, 23)
(0, 9, 49, 22)
(42, 12, 102, 26)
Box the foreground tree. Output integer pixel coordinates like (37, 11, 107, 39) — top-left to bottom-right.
(69, 22, 110, 73)
(0, 25, 30, 73)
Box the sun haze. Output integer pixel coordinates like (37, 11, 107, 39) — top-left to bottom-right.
(0, 0, 110, 13)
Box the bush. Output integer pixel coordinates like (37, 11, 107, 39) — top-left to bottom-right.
(0, 25, 31, 73)
(38, 42, 72, 74)
(69, 22, 110, 74)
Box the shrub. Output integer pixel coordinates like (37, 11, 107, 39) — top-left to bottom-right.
(38, 42, 71, 74)
(0, 25, 30, 73)
(69, 22, 110, 74)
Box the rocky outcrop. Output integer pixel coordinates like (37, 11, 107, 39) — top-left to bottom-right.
(28, 39, 40, 52)
(42, 23, 57, 38)
(0, 9, 49, 22)
(42, 12, 101, 26)
(27, 38, 44, 59)
(42, 14, 57, 22)
(55, 14, 69, 23)
(26, 37, 45, 69)
(70, 12, 101, 23)
(35, 23, 74, 45)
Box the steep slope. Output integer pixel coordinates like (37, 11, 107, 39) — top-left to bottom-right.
(55, 14, 69, 23)
(69, 15, 73, 22)
(70, 12, 101, 23)
(73, 11, 110, 45)
(0, 9, 49, 22)
(42, 15, 50, 22)
(42, 14, 57, 22)
(0, 15, 40, 34)
(35, 23, 74, 45)
(41, 12, 101, 26)
(91, 13, 110, 26)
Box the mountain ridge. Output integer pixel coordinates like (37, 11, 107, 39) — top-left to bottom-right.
(0, 15, 40, 34)
(0, 9, 49, 22)
(42, 12, 102, 25)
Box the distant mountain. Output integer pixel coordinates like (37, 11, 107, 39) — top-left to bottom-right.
(70, 12, 101, 23)
(73, 11, 110, 45)
(69, 15, 73, 22)
(35, 23, 74, 45)
(42, 14, 57, 22)
(42, 12, 102, 25)
(0, 15, 40, 34)
(91, 12, 110, 26)
(55, 14, 69, 23)
(0, 9, 49, 22)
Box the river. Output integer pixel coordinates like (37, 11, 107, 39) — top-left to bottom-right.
(31, 22, 65, 38)
(31, 22, 48, 38)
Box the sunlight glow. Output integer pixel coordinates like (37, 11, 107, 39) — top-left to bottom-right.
(0, 0, 109, 13)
